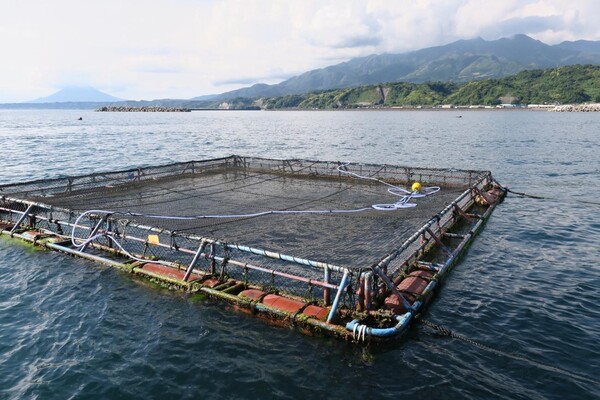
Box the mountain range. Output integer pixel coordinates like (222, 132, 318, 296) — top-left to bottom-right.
(27, 86, 123, 103)
(206, 34, 600, 101)
(11, 34, 600, 105)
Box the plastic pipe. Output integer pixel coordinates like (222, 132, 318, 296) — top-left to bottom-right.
(346, 312, 412, 339)
(327, 269, 350, 323)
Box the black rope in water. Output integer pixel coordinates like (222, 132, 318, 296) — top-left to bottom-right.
(574, 198, 600, 206)
(501, 185, 600, 206)
(419, 319, 600, 387)
(504, 188, 546, 199)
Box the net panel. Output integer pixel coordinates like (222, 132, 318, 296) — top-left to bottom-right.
(0, 156, 493, 308)
(1, 156, 485, 270)
(1, 156, 487, 269)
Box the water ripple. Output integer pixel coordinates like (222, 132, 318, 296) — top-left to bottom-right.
(1, 110, 599, 399)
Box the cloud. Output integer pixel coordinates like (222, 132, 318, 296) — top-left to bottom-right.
(332, 35, 383, 49)
(134, 67, 186, 74)
(481, 15, 566, 39)
(214, 72, 297, 86)
(0, 0, 599, 102)
(315, 10, 383, 49)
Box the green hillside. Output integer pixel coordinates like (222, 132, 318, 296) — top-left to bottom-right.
(230, 65, 600, 109)
(210, 35, 600, 101)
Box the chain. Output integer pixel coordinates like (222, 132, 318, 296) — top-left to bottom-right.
(420, 319, 600, 386)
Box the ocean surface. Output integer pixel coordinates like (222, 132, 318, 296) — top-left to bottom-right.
(0, 109, 598, 399)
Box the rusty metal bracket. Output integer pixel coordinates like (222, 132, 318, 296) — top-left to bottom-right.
(183, 240, 208, 282)
(425, 227, 452, 255)
(453, 203, 474, 223)
(9, 204, 34, 235)
(81, 214, 110, 252)
(372, 265, 412, 311)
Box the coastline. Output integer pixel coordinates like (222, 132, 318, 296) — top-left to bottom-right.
(261, 103, 600, 112)
(2, 103, 598, 112)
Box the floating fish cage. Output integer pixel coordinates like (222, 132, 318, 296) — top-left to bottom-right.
(0, 155, 504, 342)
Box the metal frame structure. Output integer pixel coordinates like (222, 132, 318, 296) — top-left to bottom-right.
(0, 156, 504, 342)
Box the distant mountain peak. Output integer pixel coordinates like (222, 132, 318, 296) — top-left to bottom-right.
(206, 34, 600, 101)
(509, 33, 534, 39)
(27, 86, 124, 103)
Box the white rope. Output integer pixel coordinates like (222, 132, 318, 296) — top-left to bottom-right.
(123, 207, 373, 220)
(69, 163, 442, 251)
(337, 162, 440, 210)
(70, 209, 175, 267)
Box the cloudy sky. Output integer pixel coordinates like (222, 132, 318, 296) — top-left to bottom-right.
(1, 0, 598, 102)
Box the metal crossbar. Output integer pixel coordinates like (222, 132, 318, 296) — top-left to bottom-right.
(0, 156, 492, 312)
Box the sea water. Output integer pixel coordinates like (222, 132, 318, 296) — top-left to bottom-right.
(0, 109, 598, 399)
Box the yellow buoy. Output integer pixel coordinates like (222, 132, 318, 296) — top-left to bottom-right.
(411, 182, 422, 192)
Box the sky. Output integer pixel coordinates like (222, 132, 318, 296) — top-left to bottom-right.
(1, 0, 599, 102)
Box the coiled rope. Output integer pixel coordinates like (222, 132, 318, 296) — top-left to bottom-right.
(70, 209, 177, 267)
(337, 162, 440, 210)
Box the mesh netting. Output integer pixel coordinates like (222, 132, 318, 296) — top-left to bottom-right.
(1, 156, 485, 270)
(0, 156, 492, 307)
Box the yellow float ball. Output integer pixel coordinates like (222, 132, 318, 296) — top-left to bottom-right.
(411, 182, 422, 192)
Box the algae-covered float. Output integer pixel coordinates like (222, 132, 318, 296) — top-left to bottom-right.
(0, 156, 504, 342)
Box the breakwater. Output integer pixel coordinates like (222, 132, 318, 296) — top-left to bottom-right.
(96, 106, 190, 112)
(552, 103, 600, 112)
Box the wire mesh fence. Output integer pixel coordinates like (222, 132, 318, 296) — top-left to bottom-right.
(0, 156, 491, 310)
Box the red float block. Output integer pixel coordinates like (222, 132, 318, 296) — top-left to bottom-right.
(142, 263, 200, 282)
(262, 294, 304, 313)
(397, 276, 428, 295)
(302, 305, 329, 320)
(239, 289, 265, 300)
(409, 270, 434, 280)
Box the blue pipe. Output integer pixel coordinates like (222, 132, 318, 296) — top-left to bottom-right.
(419, 280, 437, 298)
(9, 203, 33, 234)
(411, 300, 423, 311)
(327, 270, 350, 323)
(346, 312, 412, 339)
